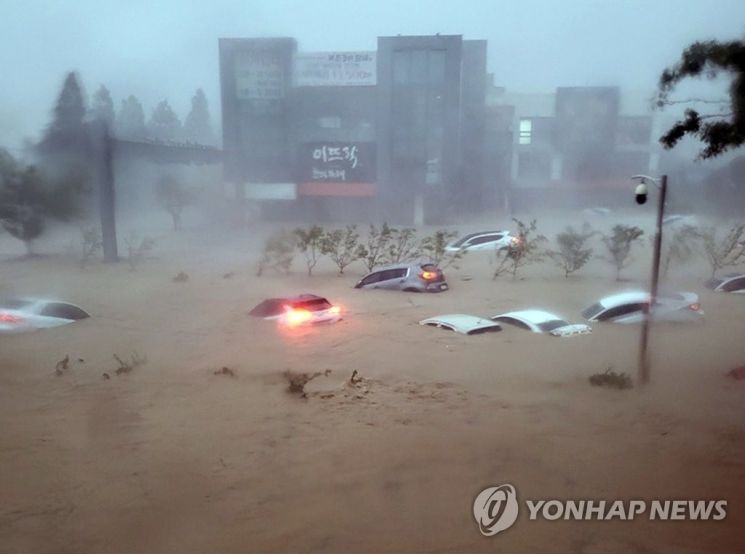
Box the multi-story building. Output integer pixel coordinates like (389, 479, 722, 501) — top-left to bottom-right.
(219, 36, 660, 222)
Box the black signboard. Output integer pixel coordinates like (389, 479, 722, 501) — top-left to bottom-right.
(298, 142, 375, 183)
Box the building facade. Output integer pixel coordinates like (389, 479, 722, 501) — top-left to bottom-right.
(219, 36, 660, 222)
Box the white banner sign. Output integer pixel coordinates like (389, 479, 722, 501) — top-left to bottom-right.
(294, 52, 376, 87)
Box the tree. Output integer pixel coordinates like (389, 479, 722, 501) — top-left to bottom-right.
(660, 224, 699, 277)
(547, 224, 596, 278)
(0, 154, 48, 255)
(493, 218, 546, 279)
(384, 227, 419, 264)
(696, 224, 745, 277)
(0, 149, 82, 255)
(257, 230, 295, 276)
(148, 100, 181, 141)
(601, 225, 644, 281)
(117, 95, 147, 139)
(183, 88, 213, 144)
(156, 174, 193, 230)
(419, 229, 465, 269)
(91, 85, 115, 127)
(320, 226, 363, 275)
(38, 72, 89, 158)
(293, 226, 325, 276)
(655, 39, 745, 159)
(358, 223, 394, 272)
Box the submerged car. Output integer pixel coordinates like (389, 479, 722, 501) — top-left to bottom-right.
(249, 294, 341, 326)
(354, 263, 448, 292)
(705, 273, 745, 293)
(445, 230, 515, 252)
(419, 314, 502, 335)
(491, 310, 591, 337)
(581, 291, 703, 324)
(0, 298, 90, 333)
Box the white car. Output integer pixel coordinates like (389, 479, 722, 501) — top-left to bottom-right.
(249, 294, 342, 326)
(0, 298, 90, 333)
(491, 310, 591, 337)
(581, 291, 703, 324)
(419, 314, 502, 335)
(445, 231, 516, 252)
(705, 273, 745, 293)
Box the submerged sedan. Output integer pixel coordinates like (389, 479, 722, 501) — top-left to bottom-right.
(491, 310, 591, 337)
(581, 291, 703, 324)
(0, 298, 90, 333)
(249, 294, 342, 327)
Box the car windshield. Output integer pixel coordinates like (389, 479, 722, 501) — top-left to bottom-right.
(537, 319, 570, 332)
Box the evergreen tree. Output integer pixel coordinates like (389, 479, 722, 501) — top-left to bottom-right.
(91, 85, 115, 127)
(148, 100, 181, 142)
(183, 88, 212, 144)
(38, 72, 88, 156)
(116, 95, 147, 139)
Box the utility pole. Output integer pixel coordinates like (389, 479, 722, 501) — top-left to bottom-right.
(91, 120, 119, 262)
(634, 174, 668, 385)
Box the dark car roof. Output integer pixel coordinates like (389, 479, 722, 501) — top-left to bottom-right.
(249, 294, 330, 317)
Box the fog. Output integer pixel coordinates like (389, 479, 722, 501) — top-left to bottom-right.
(2, 0, 745, 147)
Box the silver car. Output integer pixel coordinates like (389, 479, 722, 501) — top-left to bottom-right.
(0, 298, 90, 333)
(445, 230, 515, 252)
(354, 263, 449, 292)
(705, 273, 745, 293)
(581, 291, 703, 324)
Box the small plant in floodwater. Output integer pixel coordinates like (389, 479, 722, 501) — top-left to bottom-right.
(589, 367, 633, 390)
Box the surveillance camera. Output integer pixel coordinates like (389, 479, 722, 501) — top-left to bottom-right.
(635, 183, 648, 205)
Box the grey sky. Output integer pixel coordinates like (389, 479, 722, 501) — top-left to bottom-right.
(1, 0, 744, 148)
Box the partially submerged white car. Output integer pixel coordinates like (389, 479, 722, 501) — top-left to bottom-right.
(445, 231, 516, 253)
(705, 273, 745, 294)
(419, 314, 502, 335)
(0, 298, 90, 333)
(581, 291, 703, 324)
(491, 310, 592, 337)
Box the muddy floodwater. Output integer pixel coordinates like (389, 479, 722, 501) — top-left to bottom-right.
(2, 212, 745, 553)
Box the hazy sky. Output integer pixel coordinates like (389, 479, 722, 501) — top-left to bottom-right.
(1, 0, 744, 149)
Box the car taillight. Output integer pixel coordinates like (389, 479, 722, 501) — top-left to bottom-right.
(284, 308, 312, 326)
(689, 303, 701, 311)
(0, 312, 22, 324)
(420, 271, 437, 280)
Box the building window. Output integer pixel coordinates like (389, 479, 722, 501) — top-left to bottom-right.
(519, 119, 532, 145)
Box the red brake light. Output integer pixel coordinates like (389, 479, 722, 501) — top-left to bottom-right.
(689, 303, 701, 311)
(0, 312, 22, 324)
(421, 271, 437, 280)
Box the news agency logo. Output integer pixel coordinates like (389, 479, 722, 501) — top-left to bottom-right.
(473, 484, 520, 536)
(474, 484, 727, 537)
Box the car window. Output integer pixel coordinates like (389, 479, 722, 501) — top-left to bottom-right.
(494, 317, 531, 330)
(597, 302, 647, 321)
(581, 302, 604, 319)
(420, 264, 438, 272)
(467, 326, 501, 335)
(361, 272, 382, 285)
(469, 234, 500, 246)
(380, 268, 406, 281)
(40, 302, 90, 320)
(723, 277, 745, 292)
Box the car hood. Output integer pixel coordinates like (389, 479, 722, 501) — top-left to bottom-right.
(419, 314, 501, 335)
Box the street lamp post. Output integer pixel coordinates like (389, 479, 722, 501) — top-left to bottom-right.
(631, 174, 668, 385)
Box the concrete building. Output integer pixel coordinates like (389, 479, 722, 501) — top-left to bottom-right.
(218, 36, 661, 222)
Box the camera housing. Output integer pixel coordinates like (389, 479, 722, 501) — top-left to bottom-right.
(634, 183, 648, 205)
